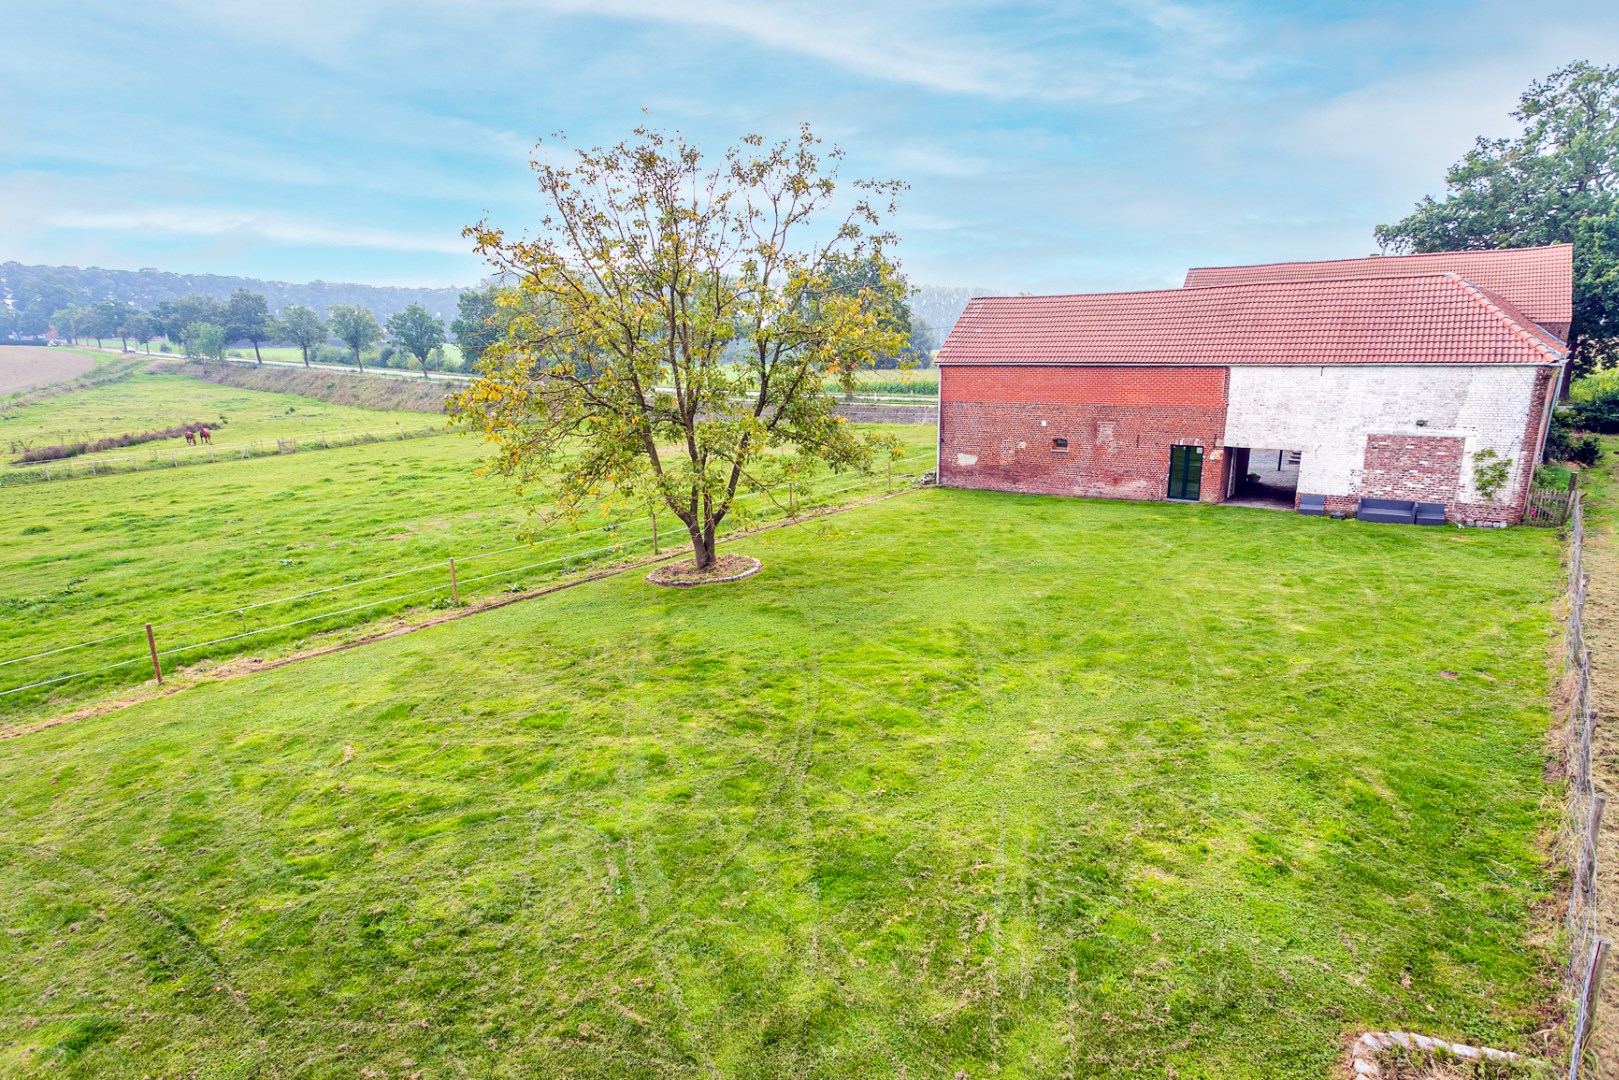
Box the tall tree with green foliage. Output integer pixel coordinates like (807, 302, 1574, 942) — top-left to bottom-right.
(387, 303, 447, 378)
(122, 311, 157, 354)
(451, 124, 909, 571)
(277, 305, 327, 367)
(328, 304, 381, 372)
(1377, 61, 1619, 376)
(184, 322, 227, 361)
(153, 295, 226, 345)
(825, 252, 927, 387)
(451, 286, 507, 365)
(48, 306, 81, 344)
(225, 288, 271, 363)
(78, 300, 126, 349)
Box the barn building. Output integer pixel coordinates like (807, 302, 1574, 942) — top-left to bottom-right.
(934, 245, 1571, 524)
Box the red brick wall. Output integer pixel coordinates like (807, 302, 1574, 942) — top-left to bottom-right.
(1361, 434, 1465, 505)
(938, 365, 1229, 501)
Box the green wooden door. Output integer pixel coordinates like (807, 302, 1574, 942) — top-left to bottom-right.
(1167, 445, 1203, 501)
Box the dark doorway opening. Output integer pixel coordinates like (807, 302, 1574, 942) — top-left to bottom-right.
(1225, 447, 1300, 509)
(1167, 444, 1203, 501)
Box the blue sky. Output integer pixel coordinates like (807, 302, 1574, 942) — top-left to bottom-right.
(5, 1, 1617, 299)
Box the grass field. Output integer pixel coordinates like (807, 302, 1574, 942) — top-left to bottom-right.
(218, 343, 468, 369)
(0, 488, 1563, 1077)
(0, 400, 937, 723)
(826, 368, 939, 396)
(1, 363, 435, 465)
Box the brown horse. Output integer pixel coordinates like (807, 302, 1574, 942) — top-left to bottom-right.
(184, 429, 196, 446)
(198, 427, 211, 445)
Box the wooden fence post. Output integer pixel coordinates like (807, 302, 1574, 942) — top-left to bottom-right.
(887, 460, 892, 492)
(651, 511, 659, 555)
(789, 480, 795, 515)
(1577, 937, 1612, 1066)
(448, 558, 459, 605)
(145, 623, 162, 684)
(1575, 796, 1608, 914)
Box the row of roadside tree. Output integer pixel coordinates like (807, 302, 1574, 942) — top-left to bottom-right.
(36, 289, 490, 378)
(17, 271, 935, 380)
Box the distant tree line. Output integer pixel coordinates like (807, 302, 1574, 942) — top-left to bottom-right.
(0, 259, 947, 373)
(0, 261, 462, 327)
(0, 281, 470, 379)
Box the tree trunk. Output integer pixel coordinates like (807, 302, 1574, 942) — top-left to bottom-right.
(302, 346, 310, 368)
(355, 348, 365, 373)
(254, 340, 263, 364)
(421, 356, 430, 378)
(687, 523, 717, 569)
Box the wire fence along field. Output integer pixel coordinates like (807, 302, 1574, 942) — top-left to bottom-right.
(1562, 491, 1611, 1080)
(0, 423, 450, 486)
(190, 353, 944, 406)
(0, 453, 934, 722)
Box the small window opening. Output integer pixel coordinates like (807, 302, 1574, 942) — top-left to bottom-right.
(1052, 437, 1069, 452)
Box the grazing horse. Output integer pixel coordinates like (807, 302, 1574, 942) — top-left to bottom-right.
(184, 429, 196, 446)
(198, 427, 211, 445)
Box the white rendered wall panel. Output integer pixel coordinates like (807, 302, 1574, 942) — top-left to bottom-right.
(1223, 365, 1544, 501)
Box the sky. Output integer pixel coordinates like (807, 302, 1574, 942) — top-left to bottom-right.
(5, 1, 1618, 305)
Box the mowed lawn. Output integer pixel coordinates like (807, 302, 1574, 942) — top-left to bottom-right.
(0, 490, 1563, 1077)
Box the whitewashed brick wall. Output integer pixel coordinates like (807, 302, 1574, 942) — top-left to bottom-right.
(1223, 364, 1547, 502)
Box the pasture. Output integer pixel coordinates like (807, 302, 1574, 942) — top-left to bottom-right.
(1, 364, 436, 466)
(0, 486, 1564, 1078)
(0, 369, 936, 723)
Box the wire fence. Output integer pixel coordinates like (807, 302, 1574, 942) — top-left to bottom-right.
(1, 424, 451, 486)
(191, 353, 942, 406)
(1561, 490, 1610, 1080)
(0, 452, 934, 718)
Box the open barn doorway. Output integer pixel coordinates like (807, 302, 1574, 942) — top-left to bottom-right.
(1224, 447, 1300, 510)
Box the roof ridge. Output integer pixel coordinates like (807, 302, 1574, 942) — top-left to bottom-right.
(964, 272, 1497, 305)
(1183, 242, 1573, 278)
(1444, 274, 1566, 360)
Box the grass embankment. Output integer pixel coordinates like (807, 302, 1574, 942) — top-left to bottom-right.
(0, 368, 437, 469)
(165, 361, 454, 413)
(225, 343, 468, 369)
(0, 424, 937, 724)
(0, 490, 1563, 1077)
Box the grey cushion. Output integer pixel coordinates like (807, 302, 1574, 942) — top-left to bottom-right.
(1414, 502, 1447, 526)
(1296, 493, 1326, 516)
(1357, 498, 1416, 524)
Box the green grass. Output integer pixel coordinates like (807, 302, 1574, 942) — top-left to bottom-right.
(224, 343, 468, 369)
(0, 488, 1563, 1077)
(1571, 370, 1619, 403)
(0, 416, 937, 723)
(826, 368, 939, 396)
(1, 366, 435, 465)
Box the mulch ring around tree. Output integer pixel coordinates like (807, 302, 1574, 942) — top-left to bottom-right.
(645, 553, 762, 588)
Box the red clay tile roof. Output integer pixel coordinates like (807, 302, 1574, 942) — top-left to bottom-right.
(935, 273, 1566, 368)
(1182, 244, 1572, 332)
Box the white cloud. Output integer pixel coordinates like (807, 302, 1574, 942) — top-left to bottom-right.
(492, 0, 1254, 104)
(48, 208, 471, 255)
